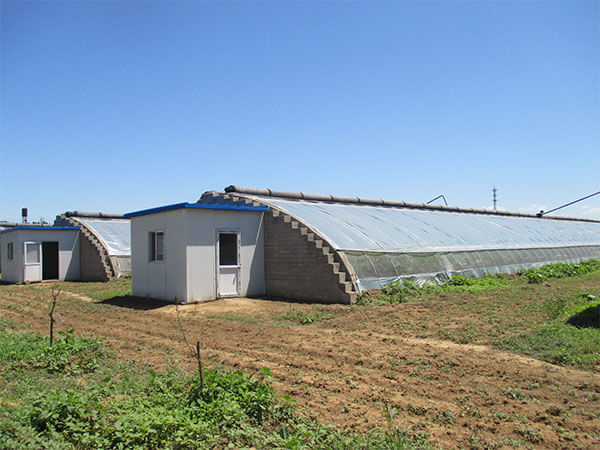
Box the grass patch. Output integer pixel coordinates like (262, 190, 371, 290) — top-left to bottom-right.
(0, 330, 431, 449)
(206, 311, 262, 323)
(498, 292, 600, 367)
(0, 329, 102, 375)
(51, 277, 132, 301)
(282, 306, 331, 324)
(362, 260, 600, 370)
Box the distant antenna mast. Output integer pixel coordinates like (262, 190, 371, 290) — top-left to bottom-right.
(492, 186, 497, 211)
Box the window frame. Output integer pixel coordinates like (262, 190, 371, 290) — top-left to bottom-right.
(24, 241, 41, 265)
(217, 231, 240, 268)
(7, 242, 13, 260)
(149, 230, 164, 262)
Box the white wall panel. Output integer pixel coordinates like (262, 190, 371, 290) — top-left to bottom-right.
(130, 211, 187, 301)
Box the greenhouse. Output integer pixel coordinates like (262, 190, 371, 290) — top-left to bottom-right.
(126, 185, 600, 304)
(197, 186, 600, 303)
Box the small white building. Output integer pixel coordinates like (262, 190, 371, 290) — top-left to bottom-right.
(0, 226, 81, 283)
(125, 202, 268, 302)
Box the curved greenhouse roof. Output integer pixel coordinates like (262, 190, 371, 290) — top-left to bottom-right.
(77, 218, 130, 256)
(55, 212, 131, 280)
(217, 186, 600, 292)
(260, 198, 600, 252)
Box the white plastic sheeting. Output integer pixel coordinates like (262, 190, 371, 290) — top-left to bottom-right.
(264, 199, 600, 251)
(255, 198, 600, 291)
(79, 219, 131, 256)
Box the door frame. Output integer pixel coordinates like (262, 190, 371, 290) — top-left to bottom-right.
(42, 241, 60, 280)
(23, 241, 42, 282)
(215, 229, 241, 298)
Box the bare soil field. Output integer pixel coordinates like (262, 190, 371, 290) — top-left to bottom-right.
(1, 277, 598, 448)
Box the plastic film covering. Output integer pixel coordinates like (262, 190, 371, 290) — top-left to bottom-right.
(345, 246, 600, 290)
(78, 219, 131, 256)
(256, 198, 600, 291)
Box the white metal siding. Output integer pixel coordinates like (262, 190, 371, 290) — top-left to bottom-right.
(185, 210, 216, 301)
(239, 211, 265, 296)
(1, 233, 20, 283)
(185, 209, 264, 301)
(130, 211, 187, 301)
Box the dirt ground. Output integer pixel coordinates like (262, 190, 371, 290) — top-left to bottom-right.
(1, 283, 599, 448)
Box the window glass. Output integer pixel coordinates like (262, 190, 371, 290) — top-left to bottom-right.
(7, 242, 13, 260)
(156, 232, 164, 261)
(219, 233, 238, 266)
(149, 232, 156, 261)
(26, 243, 40, 264)
(149, 231, 164, 261)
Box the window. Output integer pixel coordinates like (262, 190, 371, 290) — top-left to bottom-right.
(7, 242, 13, 260)
(26, 243, 40, 264)
(219, 233, 238, 266)
(149, 231, 164, 261)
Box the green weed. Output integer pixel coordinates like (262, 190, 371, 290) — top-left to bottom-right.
(519, 259, 600, 283)
(372, 274, 508, 304)
(0, 330, 431, 449)
(515, 427, 542, 443)
(499, 291, 600, 367)
(282, 307, 331, 325)
(0, 329, 101, 374)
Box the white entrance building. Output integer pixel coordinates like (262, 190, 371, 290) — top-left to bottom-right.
(125, 202, 267, 302)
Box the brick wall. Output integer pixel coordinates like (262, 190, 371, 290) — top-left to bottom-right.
(264, 214, 352, 304)
(79, 233, 108, 281)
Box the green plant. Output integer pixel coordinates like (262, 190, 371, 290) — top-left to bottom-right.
(381, 403, 430, 449)
(0, 329, 102, 374)
(444, 274, 475, 286)
(375, 274, 508, 305)
(433, 408, 455, 425)
(519, 259, 600, 283)
(502, 387, 530, 402)
(0, 330, 433, 449)
(515, 427, 542, 443)
(282, 307, 330, 324)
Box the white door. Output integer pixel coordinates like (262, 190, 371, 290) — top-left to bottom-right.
(24, 241, 42, 282)
(217, 232, 240, 297)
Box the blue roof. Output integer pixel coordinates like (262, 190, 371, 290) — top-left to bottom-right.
(124, 202, 269, 218)
(0, 226, 80, 235)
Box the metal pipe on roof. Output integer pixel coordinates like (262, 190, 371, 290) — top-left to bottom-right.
(64, 211, 125, 219)
(223, 185, 600, 223)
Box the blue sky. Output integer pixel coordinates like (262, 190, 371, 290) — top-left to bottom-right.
(1, 0, 598, 223)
